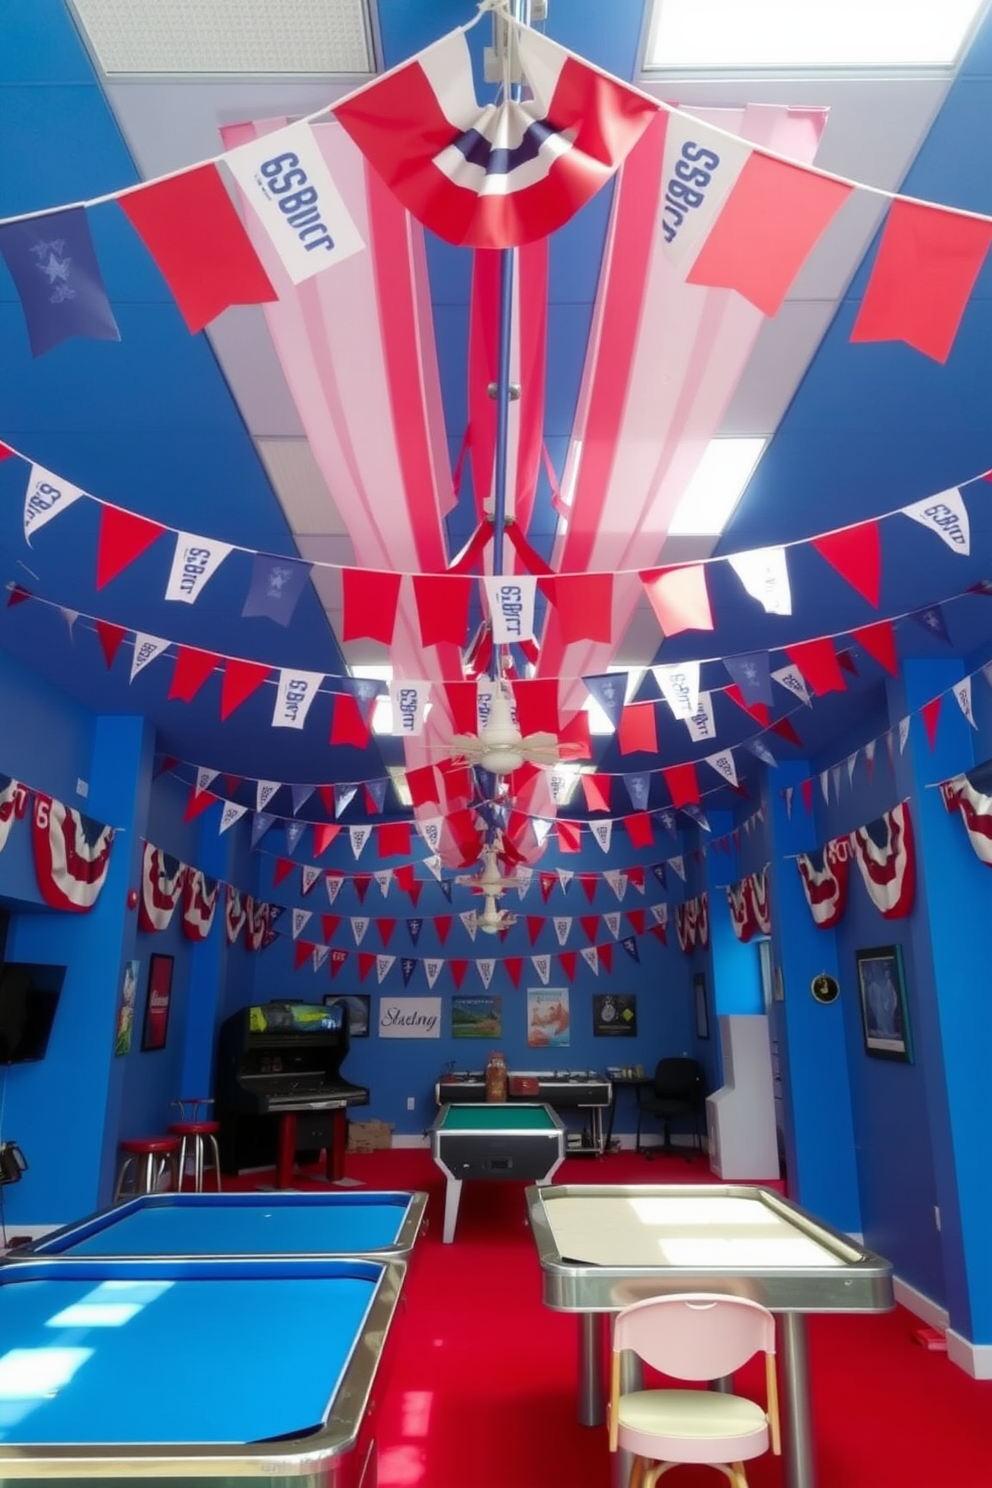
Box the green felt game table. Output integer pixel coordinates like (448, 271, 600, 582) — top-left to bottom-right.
(428, 1102, 565, 1242)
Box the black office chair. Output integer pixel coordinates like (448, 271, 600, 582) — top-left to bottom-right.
(635, 1058, 705, 1161)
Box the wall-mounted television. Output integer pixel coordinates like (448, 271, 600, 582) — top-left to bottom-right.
(0, 963, 65, 1065)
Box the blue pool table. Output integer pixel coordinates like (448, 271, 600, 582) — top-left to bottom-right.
(0, 1254, 403, 1485)
(14, 1190, 427, 1263)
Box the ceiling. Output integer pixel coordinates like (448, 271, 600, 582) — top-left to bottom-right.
(2, 0, 992, 849)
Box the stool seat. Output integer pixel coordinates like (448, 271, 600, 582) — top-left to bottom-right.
(168, 1121, 220, 1137)
(114, 1136, 181, 1203)
(168, 1118, 222, 1193)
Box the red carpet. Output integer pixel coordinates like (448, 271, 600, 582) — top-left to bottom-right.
(243, 1147, 992, 1487)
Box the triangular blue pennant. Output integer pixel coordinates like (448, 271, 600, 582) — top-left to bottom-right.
(582, 672, 627, 732)
(624, 773, 651, 811)
(267, 904, 285, 925)
(724, 652, 773, 708)
(401, 957, 418, 987)
(656, 809, 678, 838)
(365, 778, 387, 813)
(680, 804, 710, 831)
(290, 783, 315, 815)
(251, 811, 276, 847)
(439, 880, 453, 903)
(407, 918, 423, 946)
(650, 862, 667, 889)
(747, 738, 778, 767)
(619, 935, 640, 962)
(912, 605, 951, 645)
(334, 785, 358, 819)
(284, 820, 306, 855)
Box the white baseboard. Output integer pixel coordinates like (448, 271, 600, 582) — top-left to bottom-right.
(946, 1329, 992, 1378)
(893, 1276, 949, 1332)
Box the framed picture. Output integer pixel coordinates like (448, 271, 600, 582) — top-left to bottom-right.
(141, 954, 174, 1052)
(856, 946, 912, 1062)
(113, 959, 139, 1057)
(694, 972, 710, 1040)
(451, 996, 502, 1038)
(592, 993, 637, 1037)
(324, 993, 371, 1038)
(527, 988, 570, 1049)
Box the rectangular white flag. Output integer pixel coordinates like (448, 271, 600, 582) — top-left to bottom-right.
(483, 575, 537, 645)
(389, 679, 431, 736)
(654, 662, 700, 719)
(728, 546, 792, 615)
(272, 669, 323, 729)
(683, 691, 716, 742)
(166, 533, 233, 604)
(659, 112, 752, 269)
(25, 465, 85, 543)
(225, 120, 365, 284)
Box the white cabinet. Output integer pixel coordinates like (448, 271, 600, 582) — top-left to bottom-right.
(706, 1015, 780, 1181)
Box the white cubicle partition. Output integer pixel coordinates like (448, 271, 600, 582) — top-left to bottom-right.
(706, 1014, 780, 1180)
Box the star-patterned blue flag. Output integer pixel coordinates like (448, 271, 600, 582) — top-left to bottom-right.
(624, 773, 651, 811)
(401, 957, 418, 987)
(619, 935, 640, 962)
(0, 207, 120, 357)
(290, 783, 315, 815)
(656, 809, 678, 838)
(251, 811, 276, 847)
(242, 553, 313, 626)
(438, 880, 453, 903)
(650, 862, 667, 889)
(284, 819, 306, 854)
(407, 917, 423, 945)
(583, 672, 627, 731)
(364, 778, 387, 813)
(724, 652, 773, 707)
(912, 605, 951, 645)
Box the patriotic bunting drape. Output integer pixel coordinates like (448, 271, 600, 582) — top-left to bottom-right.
(849, 802, 915, 920)
(940, 761, 992, 866)
(31, 794, 115, 913)
(795, 839, 851, 929)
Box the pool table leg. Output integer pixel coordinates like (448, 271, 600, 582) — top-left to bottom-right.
(442, 1177, 463, 1243)
(780, 1312, 815, 1488)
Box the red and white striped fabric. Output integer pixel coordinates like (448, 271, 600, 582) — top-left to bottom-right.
(539, 105, 830, 716)
(940, 769, 992, 867)
(139, 841, 185, 932)
(796, 838, 851, 928)
(727, 878, 758, 942)
(332, 23, 658, 249)
(32, 794, 115, 913)
(225, 884, 247, 946)
(750, 867, 772, 935)
(696, 891, 709, 950)
(849, 802, 916, 920)
(0, 776, 27, 855)
(182, 868, 219, 941)
(244, 896, 271, 952)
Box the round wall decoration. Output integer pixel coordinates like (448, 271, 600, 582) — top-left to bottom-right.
(811, 973, 840, 1005)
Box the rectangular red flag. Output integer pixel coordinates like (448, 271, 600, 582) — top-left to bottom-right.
(413, 573, 472, 647)
(513, 677, 560, 736)
(640, 565, 713, 636)
(378, 822, 411, 858)
(624, 812, 655, 849)
(556, 820, 582, 853)
(330, 692, 370, 748)
(581, 774, 611, 814)
(850, 199, 992, 364)
(405, 764, 441, 808)
(540, 572, 614, 644)
(618, 702, 658, 756)
(341, 567, 402, 644)
(119, 164, 277, 333)
(662, 762, 700, 808)
(688, 152, 852, 316)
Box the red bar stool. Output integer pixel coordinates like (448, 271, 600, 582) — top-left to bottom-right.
(169, 1098, 222, 1193)
(114, 1136, 181, 1203)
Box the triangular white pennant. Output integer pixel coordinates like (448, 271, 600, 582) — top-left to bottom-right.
(820, 770, 830, 803)
(983, 662, 992, 692)
(784, 785, 794, 818)
(459, 909, 478, 942)
(301, 865, 321, 896)
(424, 958, 444, 989)
(531, 954, 551, 985)
(219, 801, 247, 834)
(476, 959, 495, 989)
(650, 902, 668, 927)
(953, 678, 975, 727)
(374, 870, 393, 897)
(165, 532, 233, 604)
(669, 855, 686, 882)
(903, 489, 970, 555)
(683, 691, 716, 742)
(548, 767, 580, 805)
(60, 608, 79, 636)
(556, 868, 574, 892)
(580, 946, 599, 974)
(351, 917, 369, 946)
(771, 664, 811, 706)
(418, 817, 444, 853)
(704, 749, 738, 788)
(130, 633, 169, 682)
(334, 785, 358, 819)
(196, 768, 218, 795)
(831, 765, 842, 799)
(325, 874, 344, 905)
(272, 669, 324, 730)
(728, 546, 792, 615)
(846, 753, 858, 786)
(349, 825, 371, 859)
(376, 955, 395, 984)
(898, 717, 911, 754)
(590, 819, 613, 854)
(312, 945, 329, 971)
(654, 662, 700, 720)
(423, 855, 443, 882)
(515, 866, 533, 900)
(256, 780, 280, 812)
(604, 911, 621, 940)
(24, 464, 86, 543)
(532, 817, 554, 846)
(291, 908, 312, 940)
(553, 917, 572, 946)
(604, 870, 627, 901)
(865, 740, 877, 770)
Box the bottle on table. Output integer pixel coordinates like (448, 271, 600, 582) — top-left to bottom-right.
(485, 1050, 507, 1102)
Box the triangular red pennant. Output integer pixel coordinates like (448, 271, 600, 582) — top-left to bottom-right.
(505, 957, 523, 988)
(220, 659, 272, 721)
(293, 940, 314, 970)
(354, 875, 371, 903)
(6, 584, 31, 607)
(850, 198, 992, 363)
(596, 942, 614, 973)
(724, 685, 771, 728)
(812, 522, 881, 607)
(837, 650, 858, 677)
(357, 952, 375, 982)
(322, 915, 341, 942)
(579, 874, 598, 904)
(407, 879, 424, 908)
(168, 645, 220, 703)
(769, 717, 803, 747)
(558, 951, 577, 982)
(526, 916, 544, 947)
(118, 164, 277, 333)
(851, 621, 899, 678)
(95, 619, 126, 669)
(801, 778, 814, 813)
(649, 923, 667, 946)
(341, 567, 402, 645)
(539, 874, 556, 903)
(628, 866, 645, 893)
(318, 785, 336, 816)
(450, 959, 469, 989)
(627, 909, 646, 936)
(921, 697, 942, 750)
(273, 858, 295, 887)
(313, 824, 341, 857)
(556, 820, 582, 853)
(96, 506, 166, 589)
(330, 949, 348, 979)
(377, 919, 396, 948)
(580, 916, 599, 943)
(224, 775, 242, 796)
(435, 916, 453, 946)
(784, 638, 846, 696)
(183, 786, 217, 823)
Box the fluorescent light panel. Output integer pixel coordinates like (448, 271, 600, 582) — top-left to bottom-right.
(350, 665, 394, 736)
(666, 438, 766, 537)
(645, 0, 987, 69)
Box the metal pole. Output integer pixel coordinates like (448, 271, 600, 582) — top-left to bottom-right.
(490, 246, 515, 585)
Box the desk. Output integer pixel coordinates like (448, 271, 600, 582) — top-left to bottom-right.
(430, 1103, 565, 1243)
(14, 1190, 428, 1263)
(0, 1254, 404, 1485)
(603, 1073, 650, 1149)
(526, 1182, 893, 1488)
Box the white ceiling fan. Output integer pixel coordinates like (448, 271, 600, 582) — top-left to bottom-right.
(455, 841, 526, 898)
(448, 681, 563, 776)
(475, 891, 517, 936)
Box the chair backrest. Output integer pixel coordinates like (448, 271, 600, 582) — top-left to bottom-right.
(613, 1292, 775, 1381)
(652, 1057, 703, 1103)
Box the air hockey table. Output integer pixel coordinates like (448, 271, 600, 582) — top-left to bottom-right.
(9, 1189, 428, 1263)
(526, 1182, 894, 1488)
(0, 1253, 404, 1487)
(429, 1102, 565, 1242)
